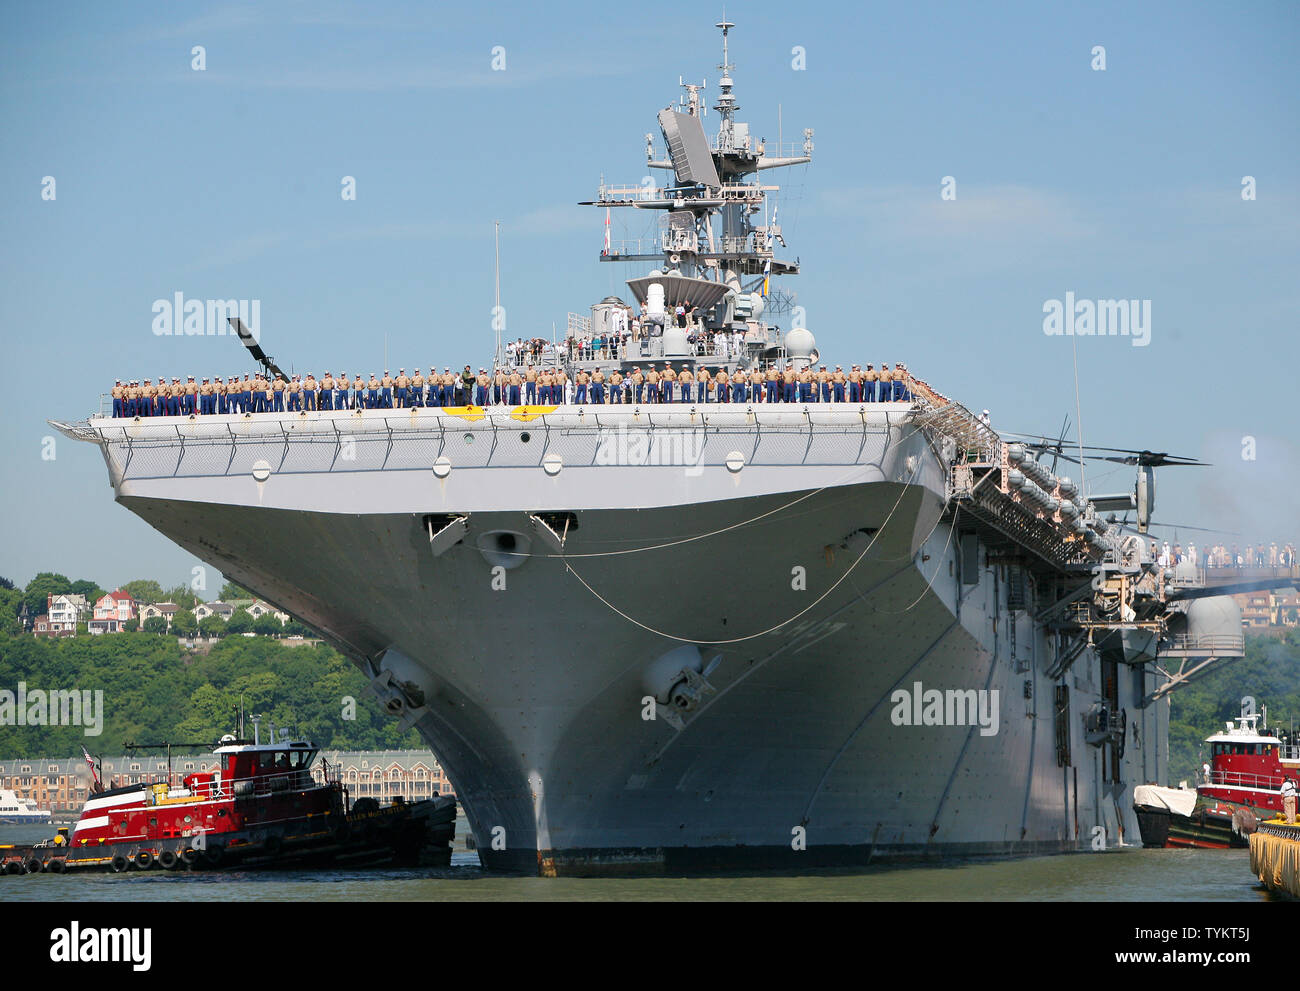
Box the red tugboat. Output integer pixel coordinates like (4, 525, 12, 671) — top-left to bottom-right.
(0, 723, 455, 875)
(1134, 708, 1300, 849)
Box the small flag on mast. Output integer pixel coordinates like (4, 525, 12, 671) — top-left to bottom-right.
(82, 746, 101, 790)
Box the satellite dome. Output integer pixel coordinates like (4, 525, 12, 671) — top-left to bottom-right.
(784, 327, 816, 359)
(1183, 596, 1243, 643)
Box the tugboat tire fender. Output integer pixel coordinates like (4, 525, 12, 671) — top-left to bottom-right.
(110, 853, 130, 873)
(24, 857, 44, 874)
(47, 858, 66, 874)
(134, 850, 154, 870)
(158, 849, 179, 870)
(180, 847, 199, 865)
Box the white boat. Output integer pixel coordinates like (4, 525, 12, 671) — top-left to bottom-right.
(0, 789, 52, 824)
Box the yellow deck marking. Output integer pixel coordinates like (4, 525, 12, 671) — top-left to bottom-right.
(510, 406, 558, 422)
(439, 406, 487, 422)
(438, 405, 557, 423)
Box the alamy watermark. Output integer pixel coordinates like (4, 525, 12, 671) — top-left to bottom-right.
(1043, 292, 1150, 347)
(0, 683, 104, 736)
(151, 294, 260, 340)
(890, 681, 1000, 737)
(594, 422, 705, 477)
(50, 923, 151, 971)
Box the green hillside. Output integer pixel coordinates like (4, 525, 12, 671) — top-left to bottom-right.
(0, 630, 421, 757)
(1167, 629, 1300, 784)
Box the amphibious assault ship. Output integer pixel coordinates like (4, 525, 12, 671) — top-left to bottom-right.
(55, 22, 1270, 875)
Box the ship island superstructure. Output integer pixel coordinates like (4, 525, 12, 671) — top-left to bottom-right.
(53, 22, 1256, 875)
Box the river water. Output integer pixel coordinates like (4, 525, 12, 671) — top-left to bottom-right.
(0, 821, 1278, 902)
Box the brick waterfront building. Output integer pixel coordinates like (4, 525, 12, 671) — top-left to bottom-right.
(0, 750, 454, 815)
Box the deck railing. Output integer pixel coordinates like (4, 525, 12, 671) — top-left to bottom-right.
(1206, 769, 1287, 792)
(1159, 633, 1246, 655)
(184, 767, 319, 801)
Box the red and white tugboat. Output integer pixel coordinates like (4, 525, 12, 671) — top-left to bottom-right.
(1134, 707, 1300, 849)
(0, 722, 455, 875)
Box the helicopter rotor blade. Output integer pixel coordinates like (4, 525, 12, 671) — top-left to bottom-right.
(1079, 445, 1209, 468)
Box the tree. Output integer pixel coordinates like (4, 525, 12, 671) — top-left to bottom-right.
(23, 572, 72, 616)
(220, 580, 253, 601)
(226, 608, 254, 635)
(142, 616, 168, 635)
(0, 588, 23, 635)
(123, 617, 139, 632)
(69, 579, 106, 605)
(253, 613, 283, 638)
(121, 580, 165, 605)
(198, 615, 226, 638)
(0, 575, 14, 590)
(165, 585, 199, 611)
(171, 608, 198, 637)
(283, 621, 313, 638)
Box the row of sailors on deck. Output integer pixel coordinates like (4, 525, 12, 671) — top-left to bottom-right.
(110, 363, 913, 417)
(568, 363, 913, 405)
(112, 368, 481, 417)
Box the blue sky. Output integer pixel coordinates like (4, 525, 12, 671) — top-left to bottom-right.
(1, 0, 1297, 593)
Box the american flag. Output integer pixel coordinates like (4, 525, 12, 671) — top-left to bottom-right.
(82, 746, 100, 788)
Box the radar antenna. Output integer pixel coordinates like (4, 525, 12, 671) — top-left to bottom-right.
(714, 19, 738, 151)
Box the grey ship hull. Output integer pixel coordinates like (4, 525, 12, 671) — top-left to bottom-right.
(67, 405, 1167, 874)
